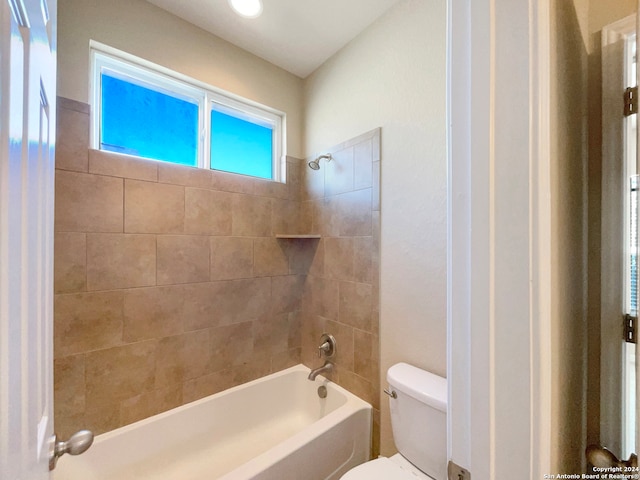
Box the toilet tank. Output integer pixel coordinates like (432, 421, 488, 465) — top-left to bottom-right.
(387, 363, 447, 480)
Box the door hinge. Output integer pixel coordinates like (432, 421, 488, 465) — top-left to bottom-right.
(624, 86, 638, 116)
(624, 313, 637, 344)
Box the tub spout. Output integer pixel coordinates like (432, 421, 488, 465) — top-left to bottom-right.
(308, 361, 333, 381)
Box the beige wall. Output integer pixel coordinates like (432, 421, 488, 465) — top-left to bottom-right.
(57, 0, 304, 158)
(567, 0, 634, 52)
(574, 0, 592, 48)
(550, 0, 590, 472)
(303, 0, 447, 455)
(589, 0, 635, 39)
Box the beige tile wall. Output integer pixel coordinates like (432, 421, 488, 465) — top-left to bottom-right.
(54, 98, 305, 437)
(54, 97, 381, 458)
(299, 129, 381, 458)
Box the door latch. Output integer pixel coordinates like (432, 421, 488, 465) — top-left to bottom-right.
(448, 461, 471, 480)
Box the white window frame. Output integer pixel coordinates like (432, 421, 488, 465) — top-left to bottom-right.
(90, 41, 285, 182)
(208, 93, 283, 180)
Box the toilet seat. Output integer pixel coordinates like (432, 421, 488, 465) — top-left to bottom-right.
(340, 455, 432, 480)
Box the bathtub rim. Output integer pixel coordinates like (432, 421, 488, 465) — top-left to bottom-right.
(86, 363, 371, 445)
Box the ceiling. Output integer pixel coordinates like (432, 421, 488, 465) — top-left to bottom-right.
(145, 0, 403, 78)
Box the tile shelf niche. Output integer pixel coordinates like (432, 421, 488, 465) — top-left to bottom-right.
(274, 234, 321, 239)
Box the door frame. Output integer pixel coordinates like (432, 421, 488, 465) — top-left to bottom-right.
(600, 13, 636, 458)
(447, 0, 552, 476)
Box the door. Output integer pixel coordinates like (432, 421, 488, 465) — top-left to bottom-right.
(601, 12, 638, 463)
(0, 0, 57, 478)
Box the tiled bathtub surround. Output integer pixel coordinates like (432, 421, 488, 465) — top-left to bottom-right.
(299, 129, 381, 457)
(53, 97, 381, 457)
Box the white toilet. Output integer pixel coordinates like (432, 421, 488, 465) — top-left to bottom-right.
(341, 362, 447, 480)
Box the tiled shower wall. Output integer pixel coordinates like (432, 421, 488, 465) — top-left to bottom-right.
(53, 98, 305, 437)
(299, 129, 381, 457)
(53, 97, 381, 455)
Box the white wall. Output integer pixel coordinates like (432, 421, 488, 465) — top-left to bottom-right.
(57, 0, 304, 158)
(304, 0, 447, 454)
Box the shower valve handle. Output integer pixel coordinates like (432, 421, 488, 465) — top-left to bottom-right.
(317, 333, 336, 358)
(318, 341, 331, 357)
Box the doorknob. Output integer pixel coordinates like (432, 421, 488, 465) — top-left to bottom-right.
(49, 430, 94, 470)
(586, 444, 638, 469)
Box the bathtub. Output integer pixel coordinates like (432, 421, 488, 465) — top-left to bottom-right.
(54, 364, 372, 480)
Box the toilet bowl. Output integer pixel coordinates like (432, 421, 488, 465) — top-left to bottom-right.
(341, 454, 432, 480)
(339, 363, 447, 480)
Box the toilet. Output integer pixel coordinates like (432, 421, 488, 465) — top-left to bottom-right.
(341, 362, 447, 480)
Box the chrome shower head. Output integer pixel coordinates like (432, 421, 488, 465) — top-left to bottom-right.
(307, 154, 332, 170)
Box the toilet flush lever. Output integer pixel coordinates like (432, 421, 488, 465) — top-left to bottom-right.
(383, 388, 397, 399)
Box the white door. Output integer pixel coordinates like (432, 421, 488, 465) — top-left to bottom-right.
(0, 0, 57, 478)
(601, 13, 638, 460)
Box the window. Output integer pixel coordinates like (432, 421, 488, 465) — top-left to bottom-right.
(210, 102, 276, 180)
(91, 44, 284, 181)
(100, 72, 200, 166)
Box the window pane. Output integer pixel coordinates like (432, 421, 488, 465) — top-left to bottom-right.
(210, 108, 273, 179)
(101, 73, 198, 166)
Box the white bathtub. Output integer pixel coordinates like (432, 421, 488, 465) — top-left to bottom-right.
(54, 364, 372, 480)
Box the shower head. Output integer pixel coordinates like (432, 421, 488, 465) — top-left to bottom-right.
(308, 154, 332, 170)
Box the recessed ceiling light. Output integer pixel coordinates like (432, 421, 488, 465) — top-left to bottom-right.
(228, 0, 263, 18)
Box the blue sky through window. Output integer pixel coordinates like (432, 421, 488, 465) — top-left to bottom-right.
(210, 109, 273, 179)
(101, 73, 199, 166)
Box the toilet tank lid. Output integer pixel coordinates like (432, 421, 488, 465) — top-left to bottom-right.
(387, 363, 447, 412)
